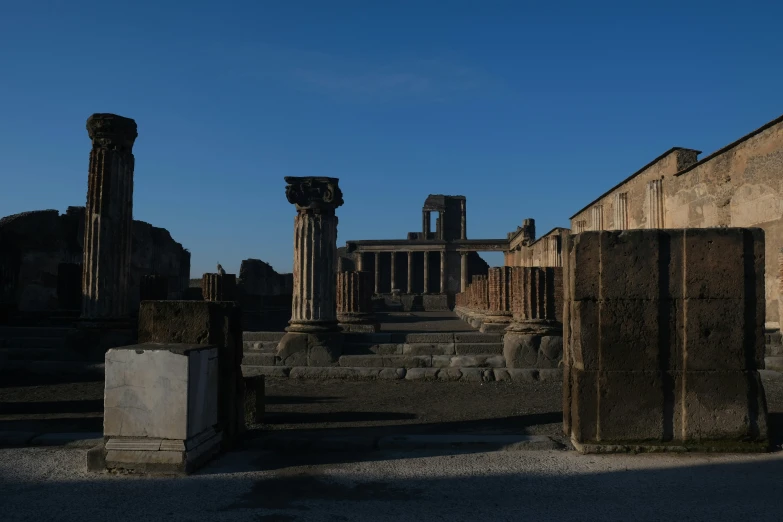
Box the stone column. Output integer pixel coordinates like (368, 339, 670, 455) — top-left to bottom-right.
(646, 179, 664, 229)
(407, 252, 413, 294)
(374, 253, 381, 294)
(440, 250, 446, 294)
(81, 113, 137, 321)
(481, 267, 513, 332)
(356, 252, 364, 272)
(390, 252, 397, 291)
(423, 252, 429, 294)
(337, 271, 379, 332)
(422, 211, 431, 239)
(202, 273, 237, 302)
(277, 177, 345, 367)
(460, 252, 468, 292)
(503, 267, 563, 369)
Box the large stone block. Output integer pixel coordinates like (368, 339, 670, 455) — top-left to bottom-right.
(138, 300, 244, 449)
(105, 344, 218, 439)
(599, 230, 663, 300)
(100, 343, 222, 474)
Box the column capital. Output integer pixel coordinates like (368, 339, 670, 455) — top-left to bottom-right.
(285, 176, 344, 212)
(86, 113, 138, 151)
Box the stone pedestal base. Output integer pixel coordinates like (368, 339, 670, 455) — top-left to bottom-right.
(337, 313, 380, 333)
(479, 314, 512, 333)
(89, 428, 223, 475)
(503, 320, 563, 369)
(277, 331, 344, 367)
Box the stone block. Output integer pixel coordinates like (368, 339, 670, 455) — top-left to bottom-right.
(104, 344, 218, 440)
(404, 333, 454, 343)
(503, 333, 539, 368)
(675, 371, 768, 443)
(244, 375, 265, 425)
(538, 336, 563, 368)
(404, 368, 439, 380)
(431, 355, 452, 368)
(570, 232, 601, 301)
(242, 352, 277, 366)
(454, 332, 504, 343)
(402, 343, 455, 355)
(137, 300, 244, 449)
(568, 369, 598, 443)
(437, 367, 463, 381)
(454, 343, 504, 355)
(596, 371, 665, 442)
(598, 299, 665, 371)
(276, 331, 343, 367)
(683, 298, 760, 371)
(599, 230, 663, 300)
(569, 300, 599, 370)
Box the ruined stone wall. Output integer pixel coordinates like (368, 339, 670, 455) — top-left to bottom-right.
(568, 115, 783, 323)
(570, 148, 700, 232)
(238, 258, 293, 297)
(508, 229, 569, 268)
(0, 206, 189, 315)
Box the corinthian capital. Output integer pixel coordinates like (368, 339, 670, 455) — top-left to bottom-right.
(284, 176, 344, 211)
(86, 113, 138, 151)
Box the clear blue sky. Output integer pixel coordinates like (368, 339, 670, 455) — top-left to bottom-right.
(1, 1, 781, 275)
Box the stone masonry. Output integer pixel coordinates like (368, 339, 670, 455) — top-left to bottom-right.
(562, 229, 769, 452)
(336, 270, 379, 333)
(277, 177, 345, 366)
(81, 113, 137, 321)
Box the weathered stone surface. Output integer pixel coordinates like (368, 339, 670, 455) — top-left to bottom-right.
(341, 342, 403, 355)
(81, 114, 137, 320)
(404, 368, 439, 380)
(402, 343, 455, 356)
(277, 332, 343, 367)
(104, 344, 218, 440)
(138, 300, 244, 449)
(454, 343, 504, 355)
(563, 229, 769, 451)
(338, 354, 431, 368)
(404, 333, 454, 343)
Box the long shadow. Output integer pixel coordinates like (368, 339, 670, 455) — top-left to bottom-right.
(265, 396, 339, 405)
(263, 411, 418, 425)
(0, 400, 103, 415)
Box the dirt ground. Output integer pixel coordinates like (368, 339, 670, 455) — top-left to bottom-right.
(1, 374, 782, 448)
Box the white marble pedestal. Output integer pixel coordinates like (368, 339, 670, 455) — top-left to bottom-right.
(92, 343, 222, 474)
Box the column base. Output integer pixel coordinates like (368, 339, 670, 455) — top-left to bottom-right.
(277, 331, 344, 367)
(505, 319, 562, 336)
(337, 313, 380, 333)
(480, 313, 513, 333)
(503, 323, 563, 369)
(285, 320, 340, 334)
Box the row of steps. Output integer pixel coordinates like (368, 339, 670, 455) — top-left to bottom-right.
(0, 327, 78, 364)
(241, 331, 506, 369)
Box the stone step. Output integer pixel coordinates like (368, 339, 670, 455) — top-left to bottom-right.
(337, 353, 506, 369)
(242, 352, 278, 367)
(767, 343, 783, 357)
(0, 327, 74, 339)
(454, 343, 503, 356)
(0, 347, 81, 362)
(242, 332, 286, 342)
(0, 336, 67, 349)
(243, 340, 278, 353)
(342, 343, 405, 356)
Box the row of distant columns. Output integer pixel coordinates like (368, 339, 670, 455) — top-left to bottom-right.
(358, 251, 470, 294)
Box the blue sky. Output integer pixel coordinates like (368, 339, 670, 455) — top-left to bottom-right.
(1, 1, 781, 275)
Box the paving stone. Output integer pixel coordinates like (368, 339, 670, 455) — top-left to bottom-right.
(402, 343, 455, 356)
(404, 333, 454, 343)
(378, 368, 406, 380)
(455, 343, 504, 355)
(437, 367, 463, 381)
(404, 368, 439, 380)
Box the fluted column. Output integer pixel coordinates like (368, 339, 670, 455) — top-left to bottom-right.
(390, 251, 397, 291)
(647, 179, 664, 229)
(460, 199, 467, 239)
(407, 251, 413, 293)
(201, 273, 237, 302)
(481, 267, 513, 332)
(356, 252, 365, 272)
(422, 211, 431, 239)
(284, 177, 343, 333)
(423, 251, 430, 294)
(374, 253, 381, 294)
(440, 250, 446, 293)
(81, 113, 137, 321)
(460, 252, 468, 292)
(337, 270, 379, 332)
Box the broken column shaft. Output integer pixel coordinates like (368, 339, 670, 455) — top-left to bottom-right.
(81, 113, 137, 321)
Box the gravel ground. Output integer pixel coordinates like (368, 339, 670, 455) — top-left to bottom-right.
(2, 446, 783, 522)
